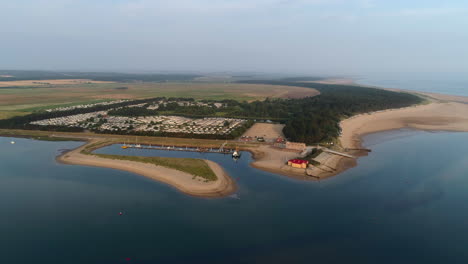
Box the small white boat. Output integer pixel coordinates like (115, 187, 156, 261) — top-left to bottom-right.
(232, 147, 241, 159)
(10, 141, 15, 144)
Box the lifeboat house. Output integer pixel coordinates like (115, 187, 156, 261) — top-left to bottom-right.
(287, 159, 309, 169)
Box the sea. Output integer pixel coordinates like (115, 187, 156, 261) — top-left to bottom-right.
(2, 130, 468, 264)
(2, 75, 468, 263)
(358, 72, 468, 97)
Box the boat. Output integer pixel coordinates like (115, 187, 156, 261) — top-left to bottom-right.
(121, 141, 128, 149)
(232, 146, 241, 159)
(10, 141, 15, 144)
(135, 136, 141, 148)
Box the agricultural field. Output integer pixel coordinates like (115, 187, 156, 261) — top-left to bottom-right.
(0, 79, 114, 87)
(0, 81, 319, 119)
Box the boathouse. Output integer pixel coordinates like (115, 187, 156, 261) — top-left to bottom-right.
(285, 141, 306, 151)
(288, 159, 309, 169)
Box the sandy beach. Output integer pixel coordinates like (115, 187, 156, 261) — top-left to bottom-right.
(325, 92, 468, 179)
(57, 140, 236, 198)
(249, 145, 307, 178)
(340, 101, 468, 149)
(302, 78, 468, 149)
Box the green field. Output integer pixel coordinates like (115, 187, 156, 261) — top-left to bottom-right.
(93, 153, 217, 181)
(0, 81, 318, 119)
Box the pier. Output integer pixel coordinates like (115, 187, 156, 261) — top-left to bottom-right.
(322, 149, 356, 159)
(344, 148, 372, 152)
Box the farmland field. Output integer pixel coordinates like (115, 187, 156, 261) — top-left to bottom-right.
(0, 79, 114, 87)
(0, 81, 319, 119)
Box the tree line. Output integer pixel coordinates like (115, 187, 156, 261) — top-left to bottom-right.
(237, 80, 423, 144)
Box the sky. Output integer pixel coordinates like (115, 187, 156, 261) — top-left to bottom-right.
(0, 0, 467, 75)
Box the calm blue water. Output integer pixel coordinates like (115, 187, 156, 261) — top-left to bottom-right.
(2, 131, 468, 264)
(358, 73, 468, 96)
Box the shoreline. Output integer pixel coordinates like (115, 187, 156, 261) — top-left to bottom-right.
(308, 78, 468, 177)
(56, 139, 236, 198)
(332, 90, 468, 178)
(4, 82, 468, 183)
(339, 101, 468, 150)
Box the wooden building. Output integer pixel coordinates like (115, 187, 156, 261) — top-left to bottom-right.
(285, 141, 306, 151)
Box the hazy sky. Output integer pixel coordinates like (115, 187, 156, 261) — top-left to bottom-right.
(1, 0, 467, 75)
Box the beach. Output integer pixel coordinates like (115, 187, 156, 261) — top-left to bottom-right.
(57, 140, 236, 198)
(249, 145, 308, 179)
(340, 100, 468, 149)
(318, 92, 468, 179)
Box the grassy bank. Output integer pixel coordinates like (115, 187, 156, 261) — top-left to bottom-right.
(75, 139, 220, 182)
(93, 153, 217, 181)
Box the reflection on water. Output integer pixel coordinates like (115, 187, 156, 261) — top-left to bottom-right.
(385, 183, 444, 213)
(2, 131, 468, 263)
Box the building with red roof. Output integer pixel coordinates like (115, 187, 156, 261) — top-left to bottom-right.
(288, 159, 309, 169)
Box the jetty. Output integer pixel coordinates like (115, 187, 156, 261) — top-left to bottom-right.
(122, 143, 236, 154)
(322, 149, 356, 159)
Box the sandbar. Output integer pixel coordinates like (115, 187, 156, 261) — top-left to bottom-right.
(57, 140, 236, 198)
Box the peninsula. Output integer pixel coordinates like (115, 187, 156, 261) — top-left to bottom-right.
(2, 71, 468, 195)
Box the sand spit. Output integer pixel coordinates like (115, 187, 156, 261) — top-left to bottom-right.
(340, 102, 468, 149)
(57, 140, 236, 198)
(327, 97, 468, 179)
